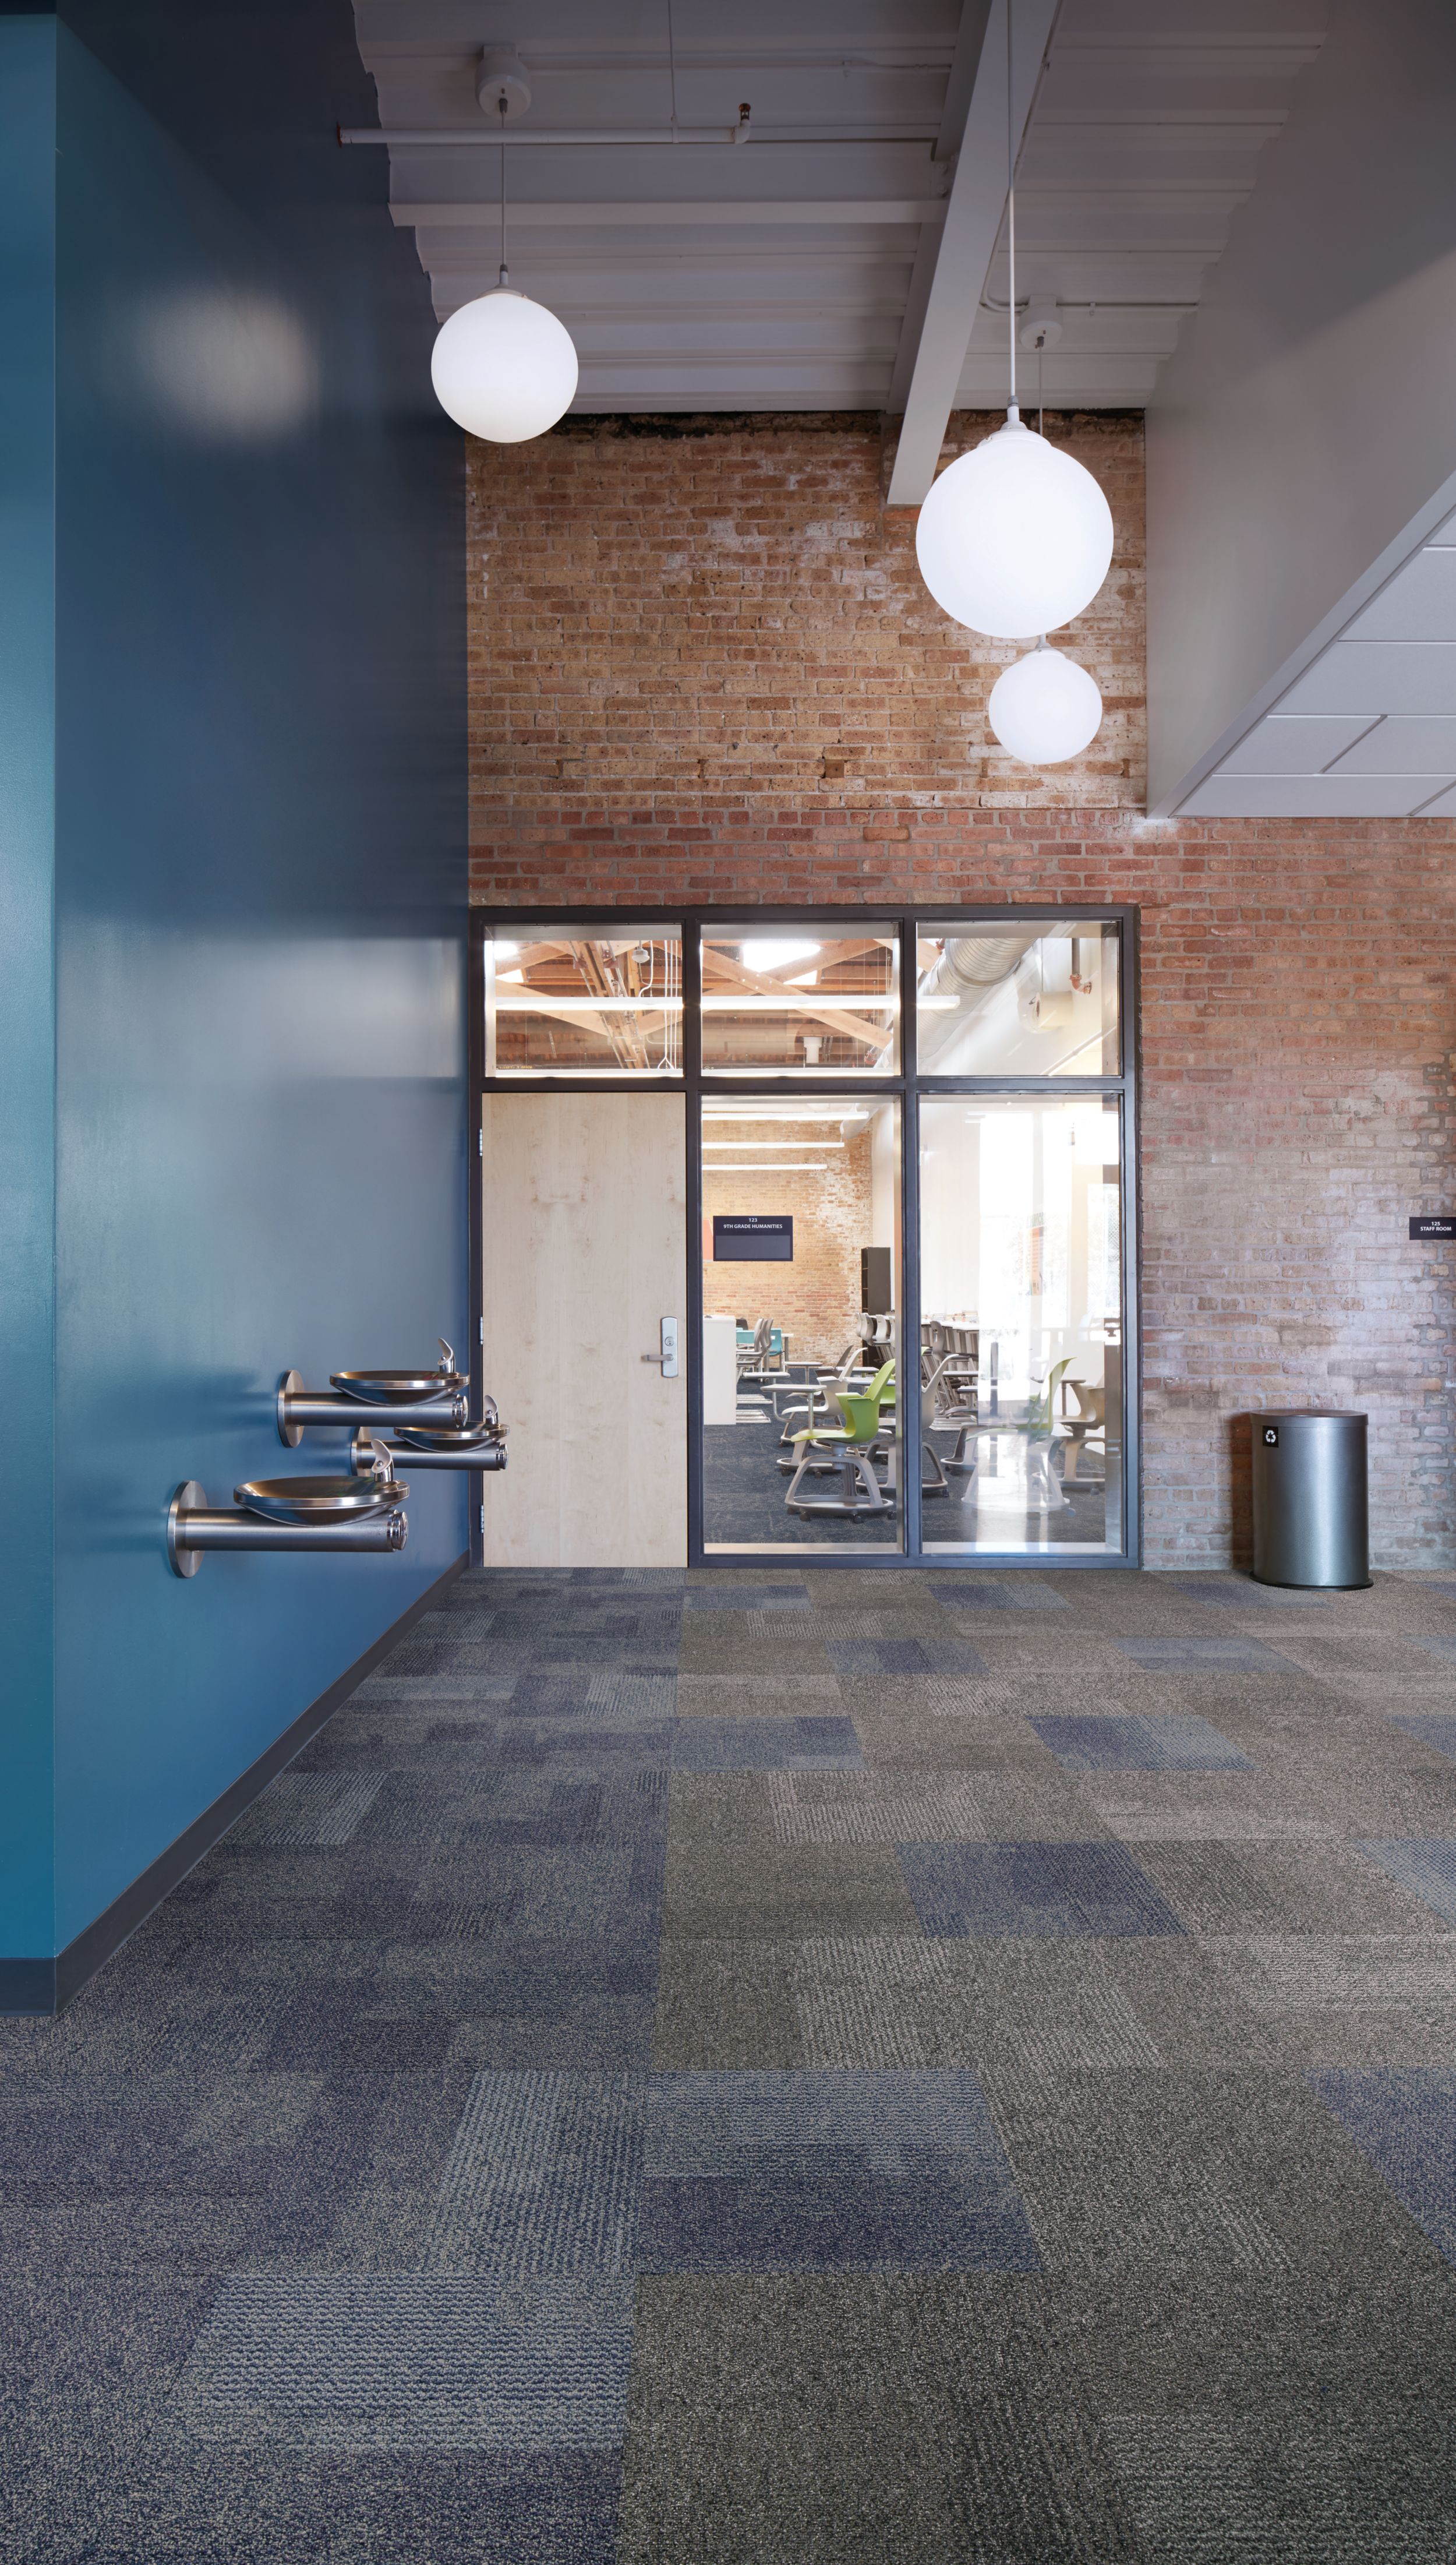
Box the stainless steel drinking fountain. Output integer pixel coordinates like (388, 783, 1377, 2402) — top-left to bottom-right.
(277, 1338, 468, 1445)
(168, 1442, 409, 1577)
(349, 1396, 508, 1477)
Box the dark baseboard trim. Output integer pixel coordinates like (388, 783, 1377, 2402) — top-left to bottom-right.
(0, 1552, 468, 2019)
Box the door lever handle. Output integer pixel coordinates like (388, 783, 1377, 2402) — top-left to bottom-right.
(642, 1318, 680, 1378)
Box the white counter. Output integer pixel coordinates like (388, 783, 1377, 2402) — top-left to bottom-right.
(703, 1313, 740, 1426)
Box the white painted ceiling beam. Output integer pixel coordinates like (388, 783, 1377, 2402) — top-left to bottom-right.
(885, 0, 1059, 506)
(390, 198, 949, 230)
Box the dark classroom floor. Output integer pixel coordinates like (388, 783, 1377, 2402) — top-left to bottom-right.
(8, 1564, 1456, 2561)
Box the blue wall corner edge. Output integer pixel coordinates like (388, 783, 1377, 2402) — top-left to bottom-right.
(0, 1551, 468, 2016)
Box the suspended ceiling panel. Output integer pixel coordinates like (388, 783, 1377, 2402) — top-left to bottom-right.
(349, 0, 1327, 415)
(1180, 513, 1456, 819)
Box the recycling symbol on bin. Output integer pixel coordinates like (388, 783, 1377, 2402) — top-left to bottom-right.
(1263, 1426, 1279, 1447)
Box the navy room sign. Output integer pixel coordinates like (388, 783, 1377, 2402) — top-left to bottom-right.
(713, 1214, 793, 1262)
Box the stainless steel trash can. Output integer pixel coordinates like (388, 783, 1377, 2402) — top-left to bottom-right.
(1251, 1410, 1370, 1589)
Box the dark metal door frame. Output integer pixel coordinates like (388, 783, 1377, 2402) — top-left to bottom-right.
(469, 904, 1141, 1572)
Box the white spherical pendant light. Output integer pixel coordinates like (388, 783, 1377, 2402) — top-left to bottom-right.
(988, 643, 1102, 765)
(431, 288, 578, 444)
(916, 414, 1114, 639)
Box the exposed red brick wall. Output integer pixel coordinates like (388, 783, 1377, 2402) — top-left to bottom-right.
(467, 416, 1456, 1569)
(702, 1121, 877, 1370)
(469, 410, 1143, 816)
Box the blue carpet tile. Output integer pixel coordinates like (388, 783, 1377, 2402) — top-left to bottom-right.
(1411, 1634, 1456, 1664)
(1391, 1713, 1456, 1758)
(15, 1565, 1456, 2562)
(426, 2073, 646, 2278)
(826, 1636, 988, 1675)
(637, 2071, 1040, 2273)
(420, 2067, 1038, 2279)
(176, 2273, 637, 2451)
(1309, 2070, 1456, 2263)
(897, 1839, 1188, 1938)
(1027, 1713, 1255, 1772)
(1112, 1634, 1298, 1670)
(671, 1717, 865, 1773)
(1354, 1839, 1456, 1924)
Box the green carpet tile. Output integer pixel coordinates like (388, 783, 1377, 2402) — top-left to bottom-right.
(6, 1565, 1456, 2560)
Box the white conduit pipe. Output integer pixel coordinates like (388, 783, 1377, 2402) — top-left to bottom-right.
(337, 123, 938, 147)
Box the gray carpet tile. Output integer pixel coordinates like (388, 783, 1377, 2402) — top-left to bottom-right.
(663, 1833, 925, 1943)
(1102, 2400, 1456, 2565)
(1130, 1838, 1447, 1936)
(12, 1566, 1456, 2558)
(651, 1942, 805, 2071)
(617, 2275, 1139, 2565)
(927, 1576, 1071, 1611)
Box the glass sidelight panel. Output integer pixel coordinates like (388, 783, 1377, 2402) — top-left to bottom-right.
(701, 926, 899, 1075)
(700, 1097, 902, 1552)
(916, 920, 1119, 1075)
(919, 1095, 1124, 1555)
(485, 926, 683, 1076)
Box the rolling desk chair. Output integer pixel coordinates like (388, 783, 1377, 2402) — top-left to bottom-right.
(737, 1317, 787, 1381)
(950, 1357, 1075, 1513)
(1056, 1375, 1107, 1484)
(784, 1362, 896, 1518)
(772, 1335, 879, 1470)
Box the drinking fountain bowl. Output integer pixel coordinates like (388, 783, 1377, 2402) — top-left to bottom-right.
(235, 1473, 407, 1525)
(331, 1370, 469, 1404)
(349, 1423, 507, 1476)
(277, 1342, 467, 1446)
(168, 1474, 411, 1575)
(392, 1421, 505, 1452)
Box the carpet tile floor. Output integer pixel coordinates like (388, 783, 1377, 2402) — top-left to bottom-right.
(8, 1566, 1456, 2557)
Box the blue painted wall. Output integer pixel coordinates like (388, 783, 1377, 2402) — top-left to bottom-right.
(1, 8, 467, 1965)
(0, 20, 60, 1962)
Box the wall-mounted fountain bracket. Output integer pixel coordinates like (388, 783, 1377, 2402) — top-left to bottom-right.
(167, 1472, 409, 1577)
(277, 1370, 468, 1446)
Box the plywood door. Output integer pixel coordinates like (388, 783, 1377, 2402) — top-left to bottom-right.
(480, 1093, 687, 1567)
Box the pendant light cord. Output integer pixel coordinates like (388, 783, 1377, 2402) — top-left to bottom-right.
(499, 100, 508, 286)
(667, 0, 680, 139)
(1006, 0, 1017, 419)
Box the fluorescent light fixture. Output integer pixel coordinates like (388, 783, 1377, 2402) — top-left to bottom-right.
(709, 1162, 828, 1172)
(494, 994, 684, 1011)
(701, 994, 892, 1012)
(737, 939, 821, 970)
(702, 1069, 884, 1080)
